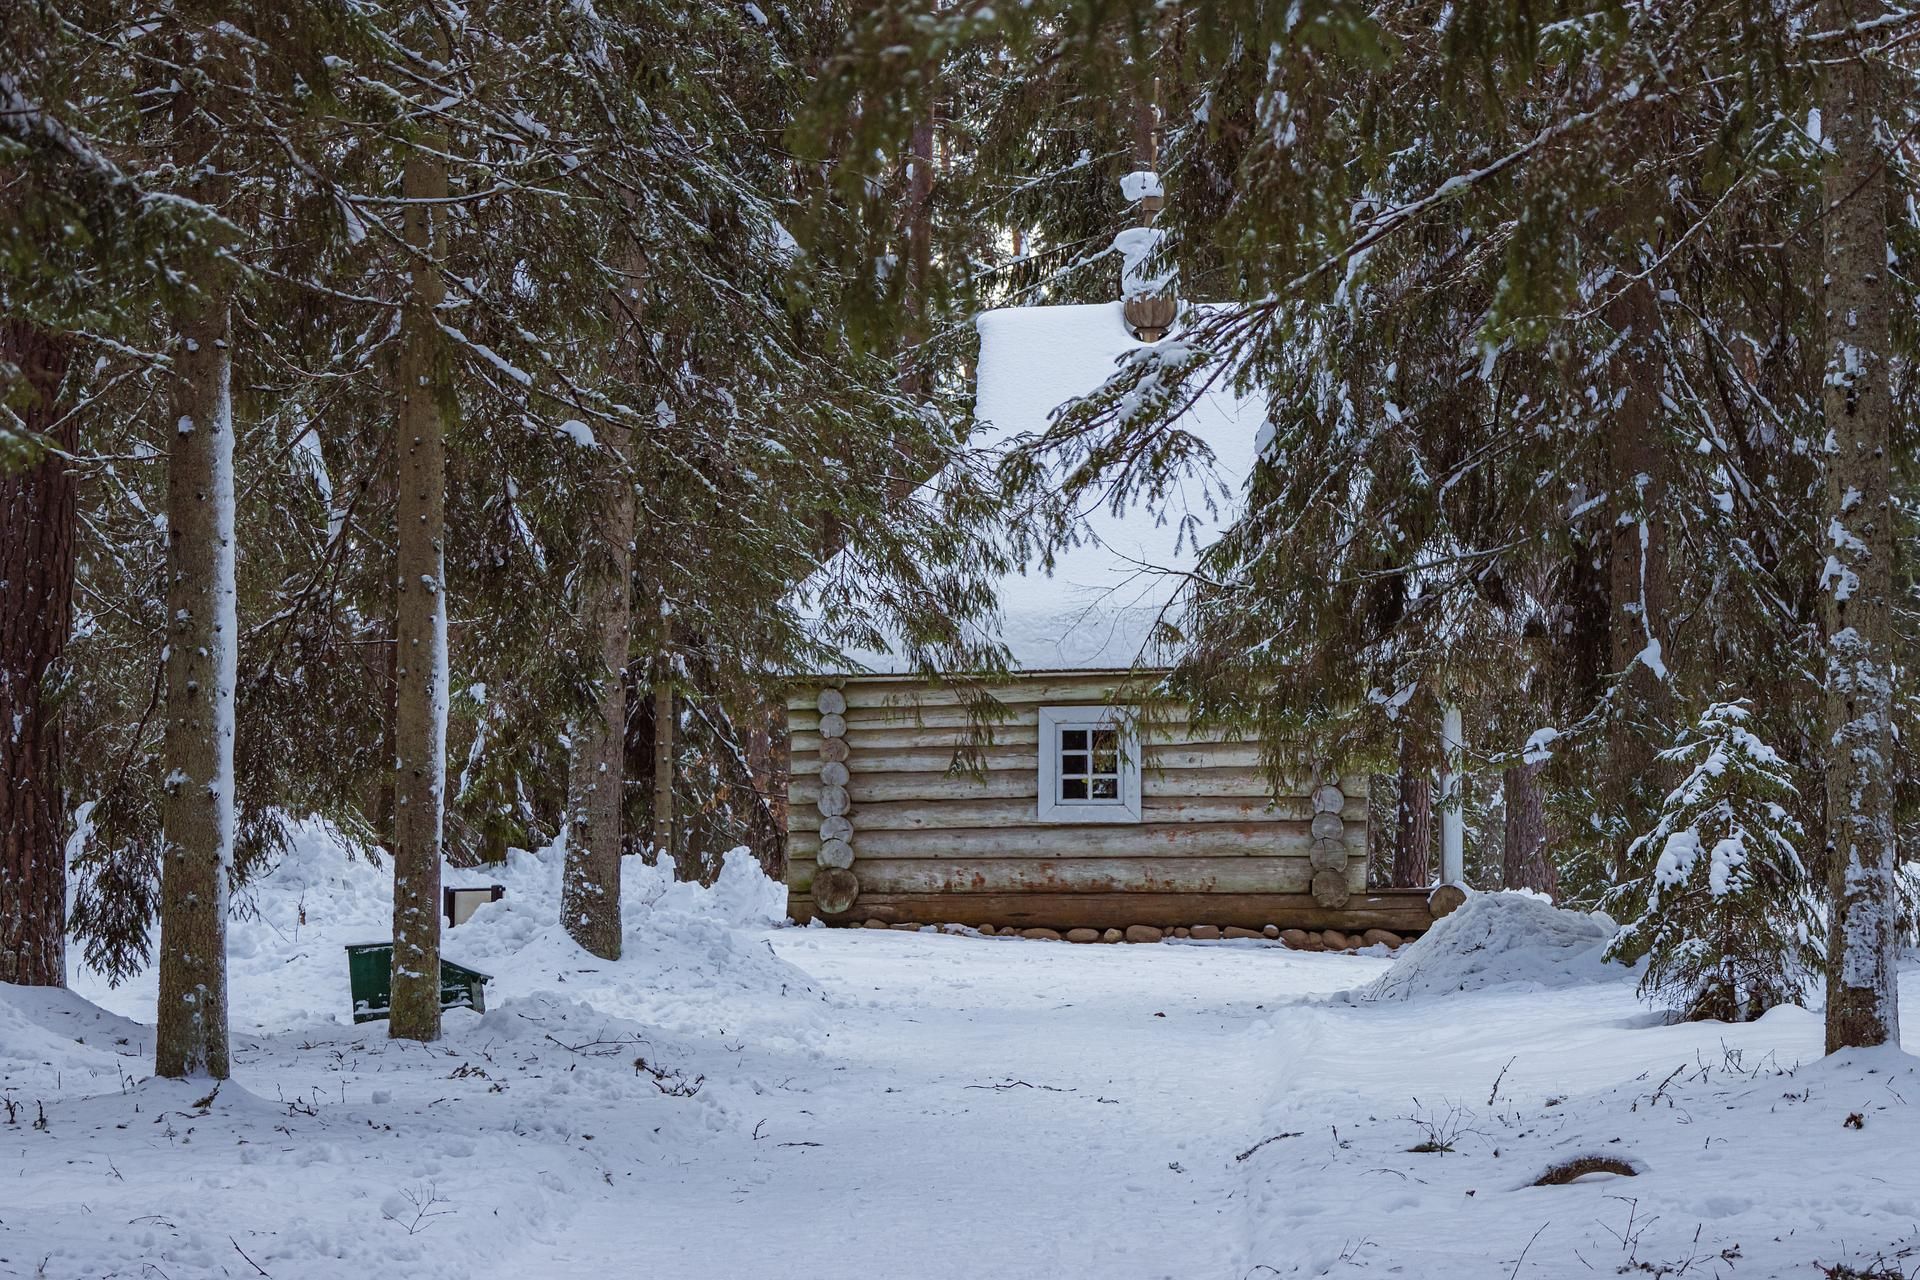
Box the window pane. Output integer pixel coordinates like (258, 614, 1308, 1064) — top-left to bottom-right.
(1061, 778, 1088, 800)
(1091, 728, 1117, 752)
(1092, 747, 1117, 773)
(1061, 752, 1088, 775)
(1091, 777, 1119, 799)
(1061, 729, 1088, 750)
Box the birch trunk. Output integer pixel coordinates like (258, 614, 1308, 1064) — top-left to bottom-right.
(389, 138, 450, 1043)
(1603, 277, 1672, 883)
(0, 320, 76, 988)
(1818, 2, 1899, 1053)
(562, 268, 639, 960)
(1390, 736, 1431, 889)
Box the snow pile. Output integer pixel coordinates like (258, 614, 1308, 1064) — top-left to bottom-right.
(74, 818, 814, 1042)
(0, 982, 151, 1095)
(652, 844, 791, 929)
(1362, 890, 1626, 1001)
(444, 839, 818, 1043)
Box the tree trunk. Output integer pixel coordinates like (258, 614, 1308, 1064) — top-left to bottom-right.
(153, 289, 238, 1079)
(885, 86, 939, 502)
(378, 626, 397, 845)
(152, 68, 238, 1078)
(1391, 735, 1431, 888)
(651, 659, 673, 863)
(1604, 277, 1672, 881)
(1819, 3, 1899, 1054)
(388, 137, 450, 1043)
(561, 265, 639, 961)
(0, 320, 76, 988)
(1501, 761, 1555, 899)
(904, 112, 934, 331)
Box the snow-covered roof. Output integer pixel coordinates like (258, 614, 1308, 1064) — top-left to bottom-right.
(817, 302, 1261, 677)
(968, 302, 1259, 672)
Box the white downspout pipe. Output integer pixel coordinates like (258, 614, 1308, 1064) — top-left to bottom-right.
(1440, 702, 1466, 886)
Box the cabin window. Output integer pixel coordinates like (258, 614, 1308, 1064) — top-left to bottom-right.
(1037, 706, 1142, 823)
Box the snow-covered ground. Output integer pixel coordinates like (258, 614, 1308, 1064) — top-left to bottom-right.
(4, 830, 1916, 1279)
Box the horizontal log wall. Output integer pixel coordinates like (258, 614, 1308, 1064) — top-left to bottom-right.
(785, 673, 1378, 931)
(784, 891, 1436, 935)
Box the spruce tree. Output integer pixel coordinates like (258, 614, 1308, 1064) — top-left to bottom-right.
(1608, 700, 1818, 1022)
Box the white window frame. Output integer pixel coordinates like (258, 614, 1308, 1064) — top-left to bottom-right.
(1037, 705, 1142, 824)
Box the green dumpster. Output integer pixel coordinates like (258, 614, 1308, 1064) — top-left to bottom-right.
(345, 943, 492, 1024)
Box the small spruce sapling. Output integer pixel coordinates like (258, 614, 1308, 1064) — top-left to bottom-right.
(1606, 700, 1819, 1022)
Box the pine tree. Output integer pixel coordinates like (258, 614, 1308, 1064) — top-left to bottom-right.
(1607, 700, 1817, 1022)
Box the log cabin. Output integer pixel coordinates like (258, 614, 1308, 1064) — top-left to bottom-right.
(785, 301, 1446, 939)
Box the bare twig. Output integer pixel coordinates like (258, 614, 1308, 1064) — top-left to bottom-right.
(1236, 1131, 1303, 1162)
(230, 1236, 271, 1277)
(1489, 1056, 1517, 1106)
(1508, 1222, 1550, 1280)
(964, 1079, 1071, 1093)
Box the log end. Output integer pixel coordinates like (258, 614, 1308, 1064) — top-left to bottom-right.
(1308, 837, 1348, 872)
(1309, 810, 1346, 841)
(1311, 869, 1350, 909)
(813, 867, 860, 915)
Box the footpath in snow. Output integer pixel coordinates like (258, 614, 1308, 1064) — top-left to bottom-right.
(4, 829, 1917, 1279)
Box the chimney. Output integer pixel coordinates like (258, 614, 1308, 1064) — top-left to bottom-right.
(1120, 81, 1176, 341)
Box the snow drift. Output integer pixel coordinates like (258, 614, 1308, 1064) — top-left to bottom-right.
(1361, 889, 1626, 1001)
(70, 818, 814, 1041)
